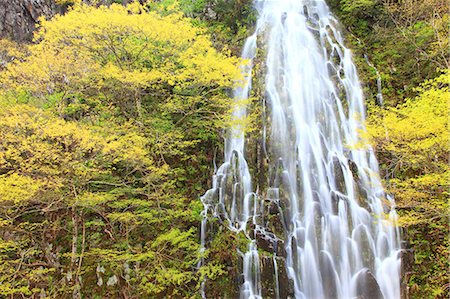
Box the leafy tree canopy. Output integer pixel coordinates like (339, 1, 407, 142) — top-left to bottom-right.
(0, 2, 241, 297)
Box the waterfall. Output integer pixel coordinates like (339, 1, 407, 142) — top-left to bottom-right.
(199, 1, 402, 298)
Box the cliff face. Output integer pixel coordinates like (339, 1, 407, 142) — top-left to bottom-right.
(0, 0, 60, 41)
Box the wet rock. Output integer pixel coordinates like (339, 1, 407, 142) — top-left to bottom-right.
(276, 183, 295, 232)
(279, 260, 295, 298)
(319, 252, 338, 299)
(400, 248, 414, 299)
(312, 201, 323, 220)
(264, 190, 287, 238)
(332, 156, 346, 193)
(267, 214, 286, 240)
(202, 188, 219, 205)
(348, 159, 359, 179)
(267, 188, 280, 214)
(260, 256, 294, 299)
(355, 269, 384, 299)
(261, 256, 277, 298)
(355, 183, 370, 210)
(255, 228, 285, 257)
(351, 171, 370, 210)
(330, 190, 349, 214)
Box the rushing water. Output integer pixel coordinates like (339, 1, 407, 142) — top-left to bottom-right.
(199, 1, 402, 298)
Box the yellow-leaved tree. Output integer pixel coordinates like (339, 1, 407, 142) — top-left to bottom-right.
(367, 70, 449, 298)
(0, 2, 242, 298)
(1, 2, 241, 120)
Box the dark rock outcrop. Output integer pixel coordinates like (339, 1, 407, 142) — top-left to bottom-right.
(0, 0, 145, 41)
(400, 246, 414, 299)
(355, 269, 384, 299)
(0, 0, 59, 41)
(260, 256, 294, 299)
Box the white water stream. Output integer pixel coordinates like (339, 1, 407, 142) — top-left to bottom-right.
(199, 1, 402, 298)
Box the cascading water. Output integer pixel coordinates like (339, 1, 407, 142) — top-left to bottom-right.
(199, 1, 402, 298)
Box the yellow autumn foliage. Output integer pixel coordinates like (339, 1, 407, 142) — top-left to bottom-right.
(0, 173, 44, 204)
(1, 3, 241, 98)
(0, 104, 162, 204)
(367, 70, 449, 225)
(0, 3, 240, 295)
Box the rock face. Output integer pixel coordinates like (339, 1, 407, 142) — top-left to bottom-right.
(400, 246, 414, 299)
(0, 0, 59, 41)
(355, 269, 384, 299)
(0, 0, 145, 41)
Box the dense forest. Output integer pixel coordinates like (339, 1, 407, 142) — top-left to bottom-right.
(0, 0, 448, 298)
